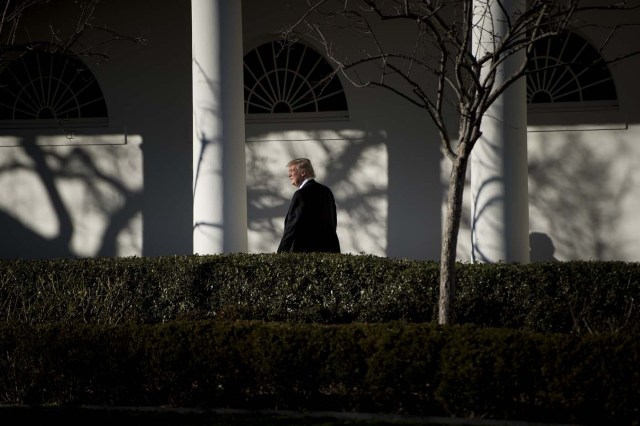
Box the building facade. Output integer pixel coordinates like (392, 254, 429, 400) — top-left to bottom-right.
(0, 0, 639, 262)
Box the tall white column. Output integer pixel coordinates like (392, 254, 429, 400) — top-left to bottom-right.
(192, 0, 248, 254)
(470, 0, 530, 263)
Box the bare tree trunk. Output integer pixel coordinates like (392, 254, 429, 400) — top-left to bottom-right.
(286, 0, 640, 325)
(439, 153, 470, 325)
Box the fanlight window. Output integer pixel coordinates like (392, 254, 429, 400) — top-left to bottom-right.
(243, 41, 348, 118)
(0, 49, 108, 127)
(527, 31, 617, 104)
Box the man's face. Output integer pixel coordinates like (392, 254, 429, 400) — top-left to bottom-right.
(288, 165, 305, 187)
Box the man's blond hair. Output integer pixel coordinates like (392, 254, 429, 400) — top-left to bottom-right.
(287, 158, 316, 178)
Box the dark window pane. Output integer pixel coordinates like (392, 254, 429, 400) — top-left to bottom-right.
(243, 41, 348, 115)
(0, 49, 108, 122)
(527, 31, 617, 104)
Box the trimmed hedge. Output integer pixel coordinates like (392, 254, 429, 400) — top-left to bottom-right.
(2, 254, 640, 424)
(0, 253, 638, 334)
(0, 321, 638, 425)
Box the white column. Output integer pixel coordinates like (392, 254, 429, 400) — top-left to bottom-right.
(470, 0, 529, 263)
(192, 0, 248, 254)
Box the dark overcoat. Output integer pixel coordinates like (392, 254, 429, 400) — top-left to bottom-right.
(277, 179, 340, 253)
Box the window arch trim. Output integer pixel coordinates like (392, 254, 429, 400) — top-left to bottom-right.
(244, 40, 349, 123)
(526, 30, 624, 129)
(0, 48, 109, 130)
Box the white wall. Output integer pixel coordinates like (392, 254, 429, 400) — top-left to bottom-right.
(1, 0, 639, 262)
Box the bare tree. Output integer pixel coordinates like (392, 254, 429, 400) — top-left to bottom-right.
(284, 0, 640, 324)
(0, 0, 144, 58)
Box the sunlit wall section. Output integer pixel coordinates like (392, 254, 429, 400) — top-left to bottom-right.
(525, 22, 639, 262)
(527, 127, 640, 261)
(0, 134, 143, 259)
(245, 130, 388, 256)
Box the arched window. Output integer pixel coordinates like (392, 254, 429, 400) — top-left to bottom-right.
(243, 40, 348, 121)
(527, 30, 617, 104)
(0, 49, 108, 128)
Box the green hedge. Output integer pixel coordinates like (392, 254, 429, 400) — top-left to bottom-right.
(0, 321, 638, 425)
(1, 254, 639, 334)
(2, 254, 640, 424)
